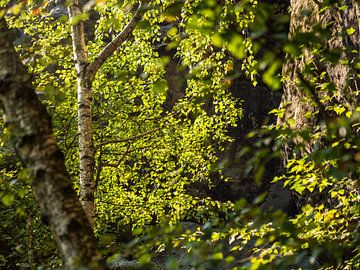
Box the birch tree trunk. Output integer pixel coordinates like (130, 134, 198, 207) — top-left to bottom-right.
(68, 0, 146, 226)
(278, 0, 360, 160)
(0, 18, 107, 270)
(68, 0, 96, 226)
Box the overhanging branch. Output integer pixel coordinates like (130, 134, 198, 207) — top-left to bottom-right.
(86, 1, 148, 81)
(98, 127, 160, 147)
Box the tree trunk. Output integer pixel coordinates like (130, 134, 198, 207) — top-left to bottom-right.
(0, 18, 107, 270)
(67, 0, 146, 226)
(279, 0, 359, 160)
(68, 0, 96, 226)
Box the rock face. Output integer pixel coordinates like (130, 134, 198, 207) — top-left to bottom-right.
(219, 80, 283, 202)
(108, 258, 150, 270)
(262, 180, 298, 215)
(201, 0, 292, 205)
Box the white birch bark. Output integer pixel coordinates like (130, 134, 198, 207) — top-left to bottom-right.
(0, 17, 107, 270)
(68, 0, 96, 226)
(68, 0, 147, 226)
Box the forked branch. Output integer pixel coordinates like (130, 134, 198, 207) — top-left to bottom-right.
(86, 1, 148, 81)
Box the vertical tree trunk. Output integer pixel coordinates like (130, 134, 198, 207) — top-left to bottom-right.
(67, 0, 146, 226)
(68, 0, 96, 226)
(0, 18, 107, 270)
(279, 0, 359, 159)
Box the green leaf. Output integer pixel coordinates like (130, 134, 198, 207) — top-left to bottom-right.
(2, 193, 15, 207)
(167, 27, 178, 37)
(346, 27, 355, 35)
(293, 184, 305, 194)
(338, 5, 349, 11)
(70, 13, 90, 25)
(284, 42, 301, 57)
(153, 79, 168, 95)
(234, 198, 247, 211)
(254, 192, 267, 205)
(255, 164, 265, 183)
(137, 20, 151, 30)
(211, 33, 224, 47)
(227, 34, 245, 59)
(225, 255, 234, 263)
(262, 60, 282, 90)
(212, 252, 223, 260)
(139, 253, 152, 264)
(132, 227, 143, 236)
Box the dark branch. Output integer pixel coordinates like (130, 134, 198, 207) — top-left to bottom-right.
(98, 127, 160, 147)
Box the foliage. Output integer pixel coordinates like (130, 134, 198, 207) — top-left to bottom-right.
(0, 0, 359, 269)
(0, 137, 59, 269)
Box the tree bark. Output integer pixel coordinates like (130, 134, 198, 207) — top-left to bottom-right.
(0, 18, 107, 270)
(68, 0, 146, 226)
(279, 0, 359, 159)
(68, 0, 96, 226)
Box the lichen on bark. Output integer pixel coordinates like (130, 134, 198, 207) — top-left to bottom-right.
(0, 17, 107, 270)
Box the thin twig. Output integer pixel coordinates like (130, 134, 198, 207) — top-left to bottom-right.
(102, 142, 131, 168)
(95, 142, 103, 188)
(98, 127, 161, 147)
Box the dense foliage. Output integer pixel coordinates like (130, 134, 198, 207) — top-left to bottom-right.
(0, 0, 359, 269)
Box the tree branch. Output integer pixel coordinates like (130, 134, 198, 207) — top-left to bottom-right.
(68, 0, 88, 71)
(0, 18, 107, 270)
(98, 127, 160, 147)
(86, 1, 148, 81)
(102, 142, 131, 168)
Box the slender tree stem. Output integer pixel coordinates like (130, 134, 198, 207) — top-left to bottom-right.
(68, 0, 147, 226)
(0, 18, 107, 270)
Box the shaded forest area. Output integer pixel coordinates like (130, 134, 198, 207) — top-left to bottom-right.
(0, 0, 359, 269)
